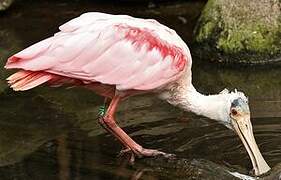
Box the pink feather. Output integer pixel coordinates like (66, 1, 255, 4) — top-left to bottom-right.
(5, 12, 191, 91)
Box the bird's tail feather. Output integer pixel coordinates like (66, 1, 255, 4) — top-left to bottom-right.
(7, 70, 53, 91)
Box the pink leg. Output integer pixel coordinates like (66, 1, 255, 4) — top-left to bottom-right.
(99, 95, 171, 161)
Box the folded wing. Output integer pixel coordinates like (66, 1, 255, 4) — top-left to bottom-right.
(5, 12, 190, 91)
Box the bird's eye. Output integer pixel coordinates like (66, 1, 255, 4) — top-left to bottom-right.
(231, 109, 238, 116)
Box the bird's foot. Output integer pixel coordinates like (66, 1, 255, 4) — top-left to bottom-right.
(118, 147, 175, 164)
(118, 148, 136, 164)
(136, 148, 173, 158)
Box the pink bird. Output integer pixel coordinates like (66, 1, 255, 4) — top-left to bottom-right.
(5, 12, 270, 175)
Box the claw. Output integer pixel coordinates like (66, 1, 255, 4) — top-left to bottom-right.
(118, 148, 132, 157)
(118, 147, 175, 162)
(118, 148, 136, 164)
(138, 148, 175, 159)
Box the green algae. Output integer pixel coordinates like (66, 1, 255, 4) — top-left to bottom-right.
(193, 0, 281, 64)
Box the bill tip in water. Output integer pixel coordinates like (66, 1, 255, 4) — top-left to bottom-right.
(229, 97, 271, 176)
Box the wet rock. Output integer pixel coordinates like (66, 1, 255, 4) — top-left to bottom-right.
(137, 156, 281, 180)
(137, 157, 243, 179)
(193, 0, 281, 65)
(0, 0, 14, 11)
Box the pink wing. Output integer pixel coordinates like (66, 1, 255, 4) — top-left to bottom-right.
(5, 12, 191, 91)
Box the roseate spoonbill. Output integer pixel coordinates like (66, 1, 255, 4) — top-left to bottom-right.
(4, 12, 270, 175)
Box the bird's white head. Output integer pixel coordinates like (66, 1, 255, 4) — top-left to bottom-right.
(161, 84, 271, 175)
(216, 89, 249, 129)
(214, 89, 271, 176)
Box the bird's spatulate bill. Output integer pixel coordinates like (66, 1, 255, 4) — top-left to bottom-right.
(231, 114, 271, 176)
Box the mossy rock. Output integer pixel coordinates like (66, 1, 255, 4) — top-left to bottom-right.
(192, 0, 281, 65)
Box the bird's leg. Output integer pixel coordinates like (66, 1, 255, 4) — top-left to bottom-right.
(99, 95, 171, 161)
(98, 98, 130, 150)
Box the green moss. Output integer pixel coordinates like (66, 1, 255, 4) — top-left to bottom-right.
(196, 21, 217, 42)
(193, 0, 281, 64)
(194, 0, 220, 42)
(216, 22, 280, 54)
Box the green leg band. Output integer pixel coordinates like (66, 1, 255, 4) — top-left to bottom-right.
(98, 105, 107, 117)
(98, 98, 108, 117)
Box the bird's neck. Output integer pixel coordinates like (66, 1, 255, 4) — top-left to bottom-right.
(160, 85, 230, 122)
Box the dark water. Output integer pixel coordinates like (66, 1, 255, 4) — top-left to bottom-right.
(0, 0, 281, 179)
